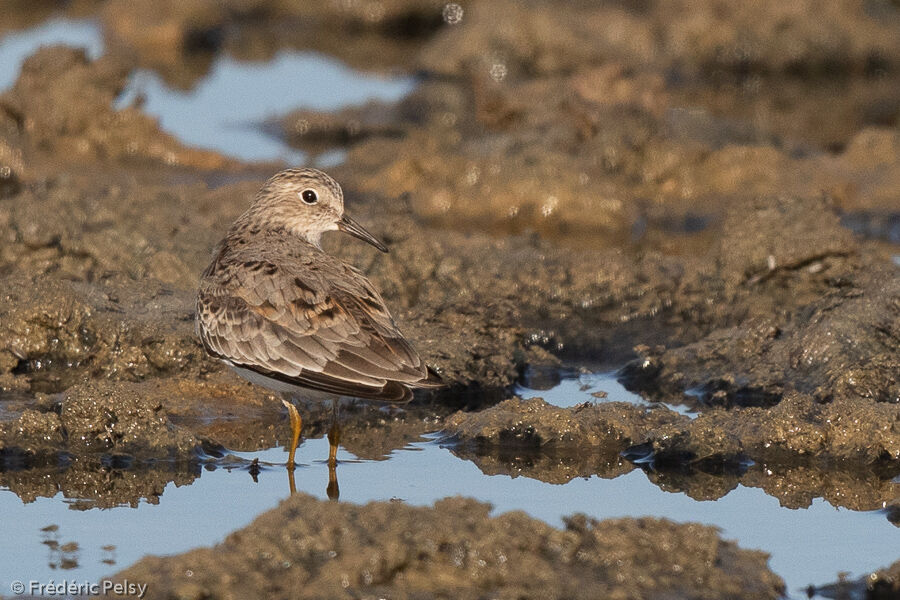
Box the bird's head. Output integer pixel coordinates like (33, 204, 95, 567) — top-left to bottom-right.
(249, 167, 387, 252)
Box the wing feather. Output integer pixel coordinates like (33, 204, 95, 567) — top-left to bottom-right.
(197, 238, 439, 401)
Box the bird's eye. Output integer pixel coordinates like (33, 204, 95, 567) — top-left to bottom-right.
(300, 189, 318, 204)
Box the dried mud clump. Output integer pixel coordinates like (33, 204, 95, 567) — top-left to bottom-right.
(110, 494, 784, 600)
(60, 380, 202, 455)
(0, 379, 202, 461)
(0, 274, 204, 390)
(621, 199, 899, 407)
(0, 46, 229, 169)
(445, 397, 685, 452)
(445, 395, 900, 511)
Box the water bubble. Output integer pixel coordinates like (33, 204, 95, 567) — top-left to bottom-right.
(489, 62, 508, 82)
(541, 195, 558, 217)
(465, 164, 480, 185)
(442, 3, 464, 25)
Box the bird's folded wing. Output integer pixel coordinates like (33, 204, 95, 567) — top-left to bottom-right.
(197, 260, 433, 401)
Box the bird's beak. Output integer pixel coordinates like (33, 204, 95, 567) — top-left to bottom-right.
(338, 214, 388, 253)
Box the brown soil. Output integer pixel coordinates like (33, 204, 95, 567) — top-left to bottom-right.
(0, 1, 898, 596)
(110, 493, 785, 600)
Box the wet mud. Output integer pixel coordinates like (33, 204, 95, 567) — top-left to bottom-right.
(0, 0, 898, 596)
(110, 493, 785, 600)
(445, 397, 900, 513)
(811, 558, 900, 599)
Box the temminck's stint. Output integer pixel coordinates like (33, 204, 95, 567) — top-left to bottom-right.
(196, 168, 441, 474)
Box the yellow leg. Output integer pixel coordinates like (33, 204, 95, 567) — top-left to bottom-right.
(281, 398, 302, 469)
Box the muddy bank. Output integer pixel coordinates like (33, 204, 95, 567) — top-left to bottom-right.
(0, 379, 202, 460)
(0, 17, 897, 400)
(0, 15, 897, 499)
(3, 1, 894, 154)
(416, 0, 900, 151)
(0, 1, 898, 589)
(108, 493, 784, 600)
(0, 365, 446, 462)
(99, 0, 445, 87)
(66, 1, 900, 149)
(0, 46, 232, 171)
(323, 70, 900, 243)
(445, 397, 900, 513)
(0, 1, 101, 37)
(0, 370, 450, 507)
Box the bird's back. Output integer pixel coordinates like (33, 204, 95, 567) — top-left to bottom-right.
(197, 225, 440, 402)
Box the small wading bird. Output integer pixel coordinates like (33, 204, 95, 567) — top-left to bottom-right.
(196, 168, 441, 493)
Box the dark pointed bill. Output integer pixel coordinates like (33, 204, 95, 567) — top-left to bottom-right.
(338, 214, 388, 252)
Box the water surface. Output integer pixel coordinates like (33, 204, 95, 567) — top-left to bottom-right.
(0, 19, 414, 164)
(2, 375, 898, 599)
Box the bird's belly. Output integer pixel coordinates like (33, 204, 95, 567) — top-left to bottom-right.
(227, 362, 338, 402)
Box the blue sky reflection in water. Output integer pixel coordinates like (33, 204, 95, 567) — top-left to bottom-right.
(0, 19, 415, 163)
(517, 371, 699, 418)
(114, 53, 415, 163)
(2, 432, 899, 600)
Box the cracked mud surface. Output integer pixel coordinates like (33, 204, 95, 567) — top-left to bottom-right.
(0, 1, 898, 597)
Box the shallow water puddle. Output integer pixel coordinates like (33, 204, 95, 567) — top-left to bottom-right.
(517, 371, 699, 418)
(2, 427, 899, 599)
(113, 53, 414, 164)
(0, 19, 415, 163)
